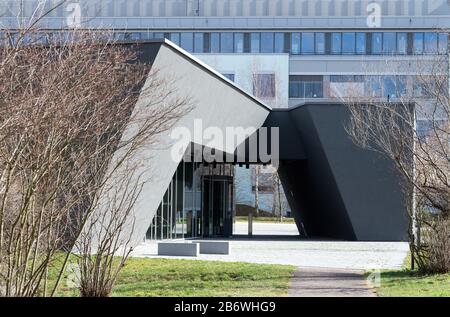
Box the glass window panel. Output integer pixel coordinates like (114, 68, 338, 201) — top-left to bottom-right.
(154, 32, 164, 39)
(342, 32, 356, 54)
(250, 33, 260, 53)
(356, 33, 366, 54)
(413, 33, 424, 54)
(253, 74, 276, 98)
(180, 33, 193, 52)
(260, 32, 274, 53)
(211, 32, 220, 53)
(383, 32, 396, 54)
(438, 33, 448, 54)
(372, 32, 382, 54)
(170, 33, 180, 46)
(424, 32, 438, 54)
(222, 73, 235, 82)
(301, 32, 314, 54)
(397, 33, 407, 54)
(315, 33, 325, 54)
(291, 32, 301, 55)
(234, 32, 244, 53)
(331, 33, 342, 54)
(194, 33, 204, 53)
(220, 33, 233, 53)
(274, 32, 284, 53)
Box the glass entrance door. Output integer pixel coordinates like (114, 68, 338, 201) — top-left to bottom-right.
(202, 176, 233, 238)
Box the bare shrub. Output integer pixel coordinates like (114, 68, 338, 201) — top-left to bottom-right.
(0, 28, 190, 296)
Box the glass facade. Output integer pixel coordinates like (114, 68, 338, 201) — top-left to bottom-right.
(24, 30, 448, 56)
(146, 161, 235, 240)
(331, 33, 342, 54)
(289, 75, 324, 99)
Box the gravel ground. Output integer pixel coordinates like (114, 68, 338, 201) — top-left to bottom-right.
(131, 223, 409, 270)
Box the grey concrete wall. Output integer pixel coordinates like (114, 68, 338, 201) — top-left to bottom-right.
(111, 40, 270, 245)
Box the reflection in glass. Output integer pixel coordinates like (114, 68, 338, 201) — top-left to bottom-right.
(383, 32, 396, 54)
(234, 32, 244, 53)
(251, 33, 260, 53)
(342, 32, 355, 54)
(315, 33, 325, 54)
(331, 33, 342, 54)
(372, 33, 382, 54)
(356, 33, 366, 54)
(291, 32, 301, 54)
(211, 32, 220, 53)
(397, 33, 407, 54)
(170, 33, 180, 46)
(274, 33, 285, 53)
(424, 32, 438, 54)
(413, 33, 424, 54)
(438, 33, 448, 54)
(194, 33, 203, 53)
(302, 32, 314, 54)
(261, 32, 274, 53)
(220, 33, 233, 53)
(180, 32, 193, 52)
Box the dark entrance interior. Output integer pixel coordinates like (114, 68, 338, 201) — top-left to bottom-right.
(202, 176, 233, 237)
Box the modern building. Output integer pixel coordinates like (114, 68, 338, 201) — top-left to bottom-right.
(2, 0, 448, 241)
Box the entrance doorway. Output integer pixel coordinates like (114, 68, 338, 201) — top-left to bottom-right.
(202, 176, 233, 237)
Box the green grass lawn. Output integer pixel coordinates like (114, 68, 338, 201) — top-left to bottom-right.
(52, 257, 296, 297)
(235, 216, 295, 224)
(369, 254, 450, 297)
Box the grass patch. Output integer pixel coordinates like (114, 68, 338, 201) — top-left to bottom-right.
(51, 257, 296, 297)
(235, 216, 295, 224)
(368, 252, 450, 297)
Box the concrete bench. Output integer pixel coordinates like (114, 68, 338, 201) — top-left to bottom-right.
(157, 242, 199, 257)
(194, 241, 230, 255)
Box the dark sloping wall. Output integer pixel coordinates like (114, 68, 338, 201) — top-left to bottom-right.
(264, 104, 408, 241)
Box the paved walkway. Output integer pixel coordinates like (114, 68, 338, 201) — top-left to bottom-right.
(288, 267, 377, 297)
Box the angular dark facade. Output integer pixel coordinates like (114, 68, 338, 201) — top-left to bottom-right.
(120, 40, 408, 244)
(263, 104, 408, 241)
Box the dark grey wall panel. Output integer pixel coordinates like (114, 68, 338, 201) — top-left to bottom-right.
(264, 103, 409, 241)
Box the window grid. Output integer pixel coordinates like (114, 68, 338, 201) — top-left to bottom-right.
(94, 31, 449, 56)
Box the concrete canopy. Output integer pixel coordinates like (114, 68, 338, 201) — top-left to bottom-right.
(110, 40, 408, 244)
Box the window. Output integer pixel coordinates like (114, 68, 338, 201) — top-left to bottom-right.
(356, 33, 366, 54)
(413, 33, 424, 54)
(289, 75, 323, 98)
(372, 33, 382, 54)
(222, 73, 235, 82)
(194, 33, 203, 53)
(220, 33, 233, 53)
(302, 32, 314, 54)
(438, 33, 448, 54)
(342, 32, 356, 54)
(383, 32, 396, 54)
(397, 33, 407, 54)
(274, 32, 285, 53)
(424, 32, 438, 54)
(291, 33, 301, 55)
(154, 32, 164, 39)
(170, 33, 180, 46)
(260, 32, 274, 53)
(315, 33, 325, 54)
(180, 33, 193, 52)
(211, 33, 220, 53)
(253, 74, 276, 98)
(331, 33, 342, 54)
(234, 33, 244, 53)
(250, 33, 260, 53)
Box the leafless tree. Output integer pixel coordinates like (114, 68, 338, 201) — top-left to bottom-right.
(340, 43, 450, 274)
(0, 26, 189, 297)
